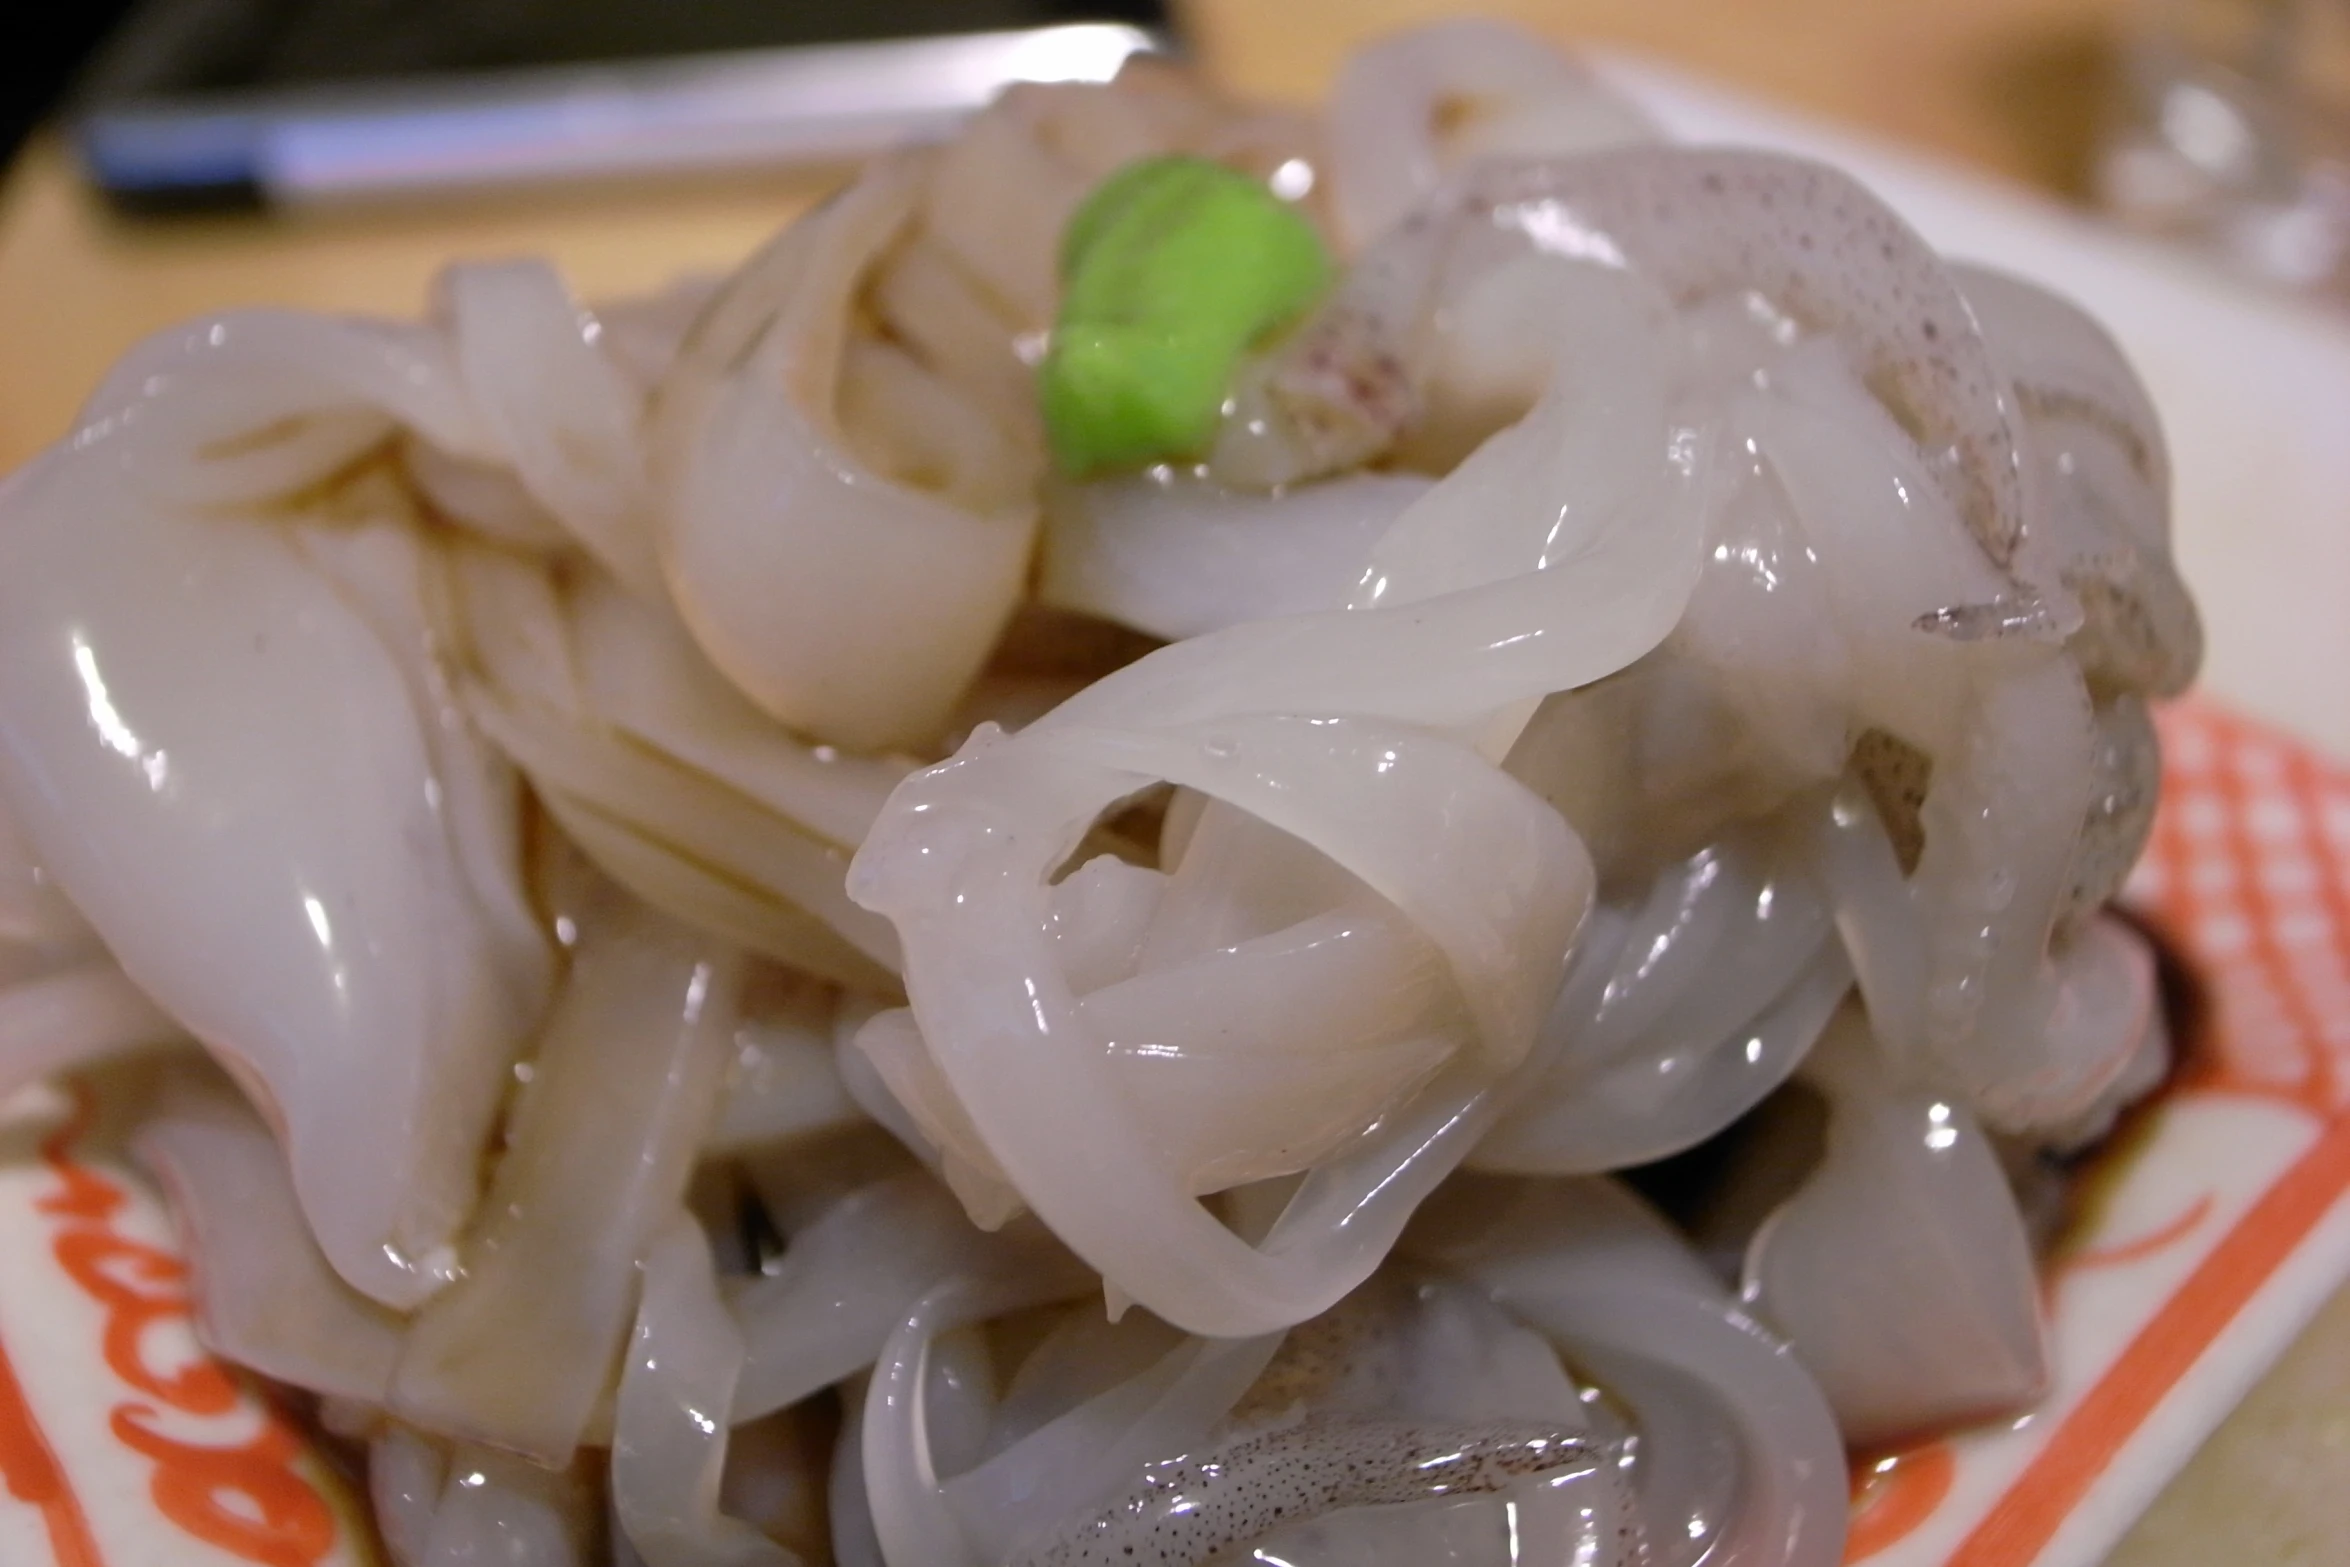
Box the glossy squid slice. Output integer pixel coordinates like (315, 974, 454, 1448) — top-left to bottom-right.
(650, 152, 1040, 752)
(611, 1213, 794, 1567)
(1038, 469, 1432, 641)
(1740, 1003, 2048, 1447)
(1013, 1417, 1627, 1567)
(1326, 17, 1658, 248)
(436, 259, 666, 599)
(134, 1065, 405, 1405)
(728, 1169, 1091, 1423)
(436, 540, 906, 991)
(1953, 264, 2201, 698)
(0, 339, 549, 1307)
(1219, 145, 2031, 593)
(388, 892, 743, 1462)
(850, 257, 1717, 1335)
(1412, 1176, 1849, 1567)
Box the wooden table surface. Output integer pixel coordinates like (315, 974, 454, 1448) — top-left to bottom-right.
(0, 1, 2340, 1559)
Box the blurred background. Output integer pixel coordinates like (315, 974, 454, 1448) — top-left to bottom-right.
(6, 1, 2347, 289)
(2, 3, 2346, 413)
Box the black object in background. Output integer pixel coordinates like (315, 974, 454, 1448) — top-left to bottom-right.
(3, 0, 141, 172)
(71, 0, 1176, 212)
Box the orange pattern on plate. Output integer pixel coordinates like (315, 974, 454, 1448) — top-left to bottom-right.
(1846, 1444, 1958, 1561)
(31, 1081, 340, 1567)
(0, 1333, 104, 1567)
(1845, 701, 2350, 1564)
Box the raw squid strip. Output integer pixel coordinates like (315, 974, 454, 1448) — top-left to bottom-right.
(370, 1426, 448, 1567)
(1740, 1003, 2048, 1446)
(850, 257, 1710, 1336)
(438, 542, 904, 991)
(134, 1066, 404, 1404)
(1015, 1416, 1626, 1567)
(294, 514, 551, 1021)
(860, 1274, 1187, 1567)
(1038, 470, 1433, 640)
(1326, 17, 1658, 247)
(857, 1234, 1672, 1567)
(728, 1172, 1092, 1422)
(71, 309, 492, 505)
(438, 260, 667, 601)
(831, 1389, 888, 1567)
(854, 713, 1587, 1335)
(945, 1330, 1285, 1562)
(612, 1213, 796, 1567)
(0, 797, 85, 947)
(1476, 813, 1847, 1172)
(1477, 943, 1852, 1175)
(390, 894, 742, 1462)
(415, 1445, 600, 1567)
(1415, 1176, 1848, 1567)
(0, 962, 183, 1101)
(651, 153, 1039, 751)
(1952, 264, 2200, 697)
(707, 977, 864, 1158)
(0, 349, 543, 1308)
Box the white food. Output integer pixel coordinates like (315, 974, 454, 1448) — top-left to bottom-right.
(0, 21, 2198, 1567)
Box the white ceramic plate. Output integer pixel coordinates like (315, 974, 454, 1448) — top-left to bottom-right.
(2, 57, 2347, 1567)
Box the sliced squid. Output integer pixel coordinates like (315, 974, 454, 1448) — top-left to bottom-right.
(1739, 1003, 2049, 1447)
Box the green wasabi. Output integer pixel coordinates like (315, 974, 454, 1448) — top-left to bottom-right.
(1040, 155, 1332, 477)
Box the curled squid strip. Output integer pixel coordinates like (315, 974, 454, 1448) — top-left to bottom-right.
(1952, 264, 2201, 697)
(1476, 909, 1852, 1176)
(1471, 831, 1829, 1172)
(1326, 17, 1658, 248)
(830, 1391, 887, 1567)
(860, 864, 1464, 1208)
(133, 1065, 404, 1405)
(369, 1425, 449, 1567)
(1038, 469, 1433, 640)
(435, 541, 906, 991)
(849, 253, 1715, 1335)
(1015, 1417, 1624, 1567)
(943, 1329, 1285, 1563)
(849, 713, 1585, 1336)
(729, 1170, 1092, 1422)
(71, 309, 492, 504)
(416, 1444, 601, 1567)
(707, 973, 864, 1158)
(0, 795, 86, 949)
(651, 153, 1040, 752)
(0, 314, 547, 1309)
(437, 260, 666, 600)
(858, 1274, 1229, 1567)
(1415, 1176, 1848, 1567)
(611, 1213, 796, 1567)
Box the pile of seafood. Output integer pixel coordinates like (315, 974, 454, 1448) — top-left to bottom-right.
(0, 20, 2198, 1566)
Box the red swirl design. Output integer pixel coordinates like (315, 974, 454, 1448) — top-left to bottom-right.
(33, 1080, 339, 1566)
(1844, 1442, 1957, 1562)
(0, 1331, 105, 1567)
